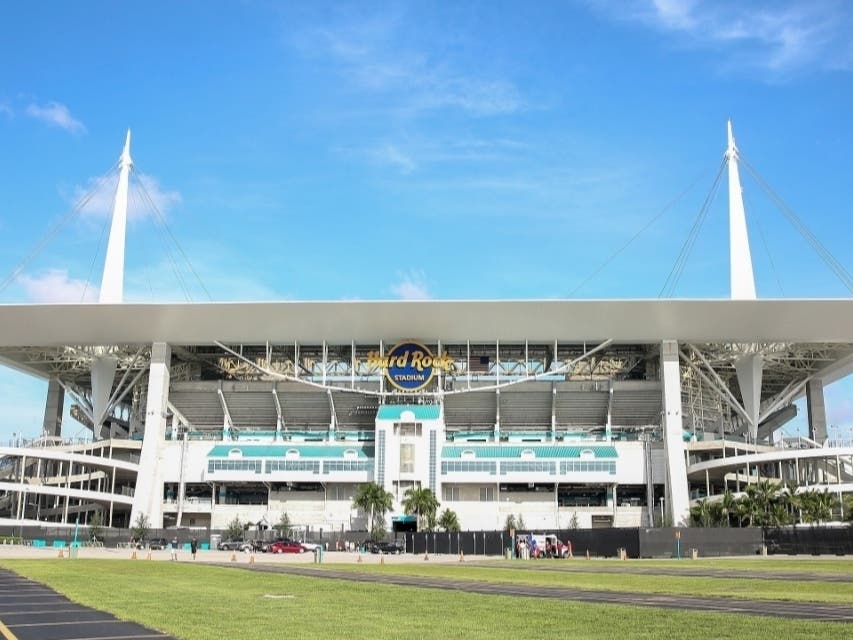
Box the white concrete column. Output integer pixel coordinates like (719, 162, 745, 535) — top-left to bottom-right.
(806, 380, 828, 443)
(42, 378, 65, 438)
(661, 340, 690, 526)
(130, 342, 171, 528)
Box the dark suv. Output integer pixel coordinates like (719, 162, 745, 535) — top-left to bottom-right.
(366, 540, 404, 554)
(148, 537, 169, 550)
(218, 538, 252, 552)
(135, 537, 169, 550)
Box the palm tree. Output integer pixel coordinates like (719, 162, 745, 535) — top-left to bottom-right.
(735, 490, 760, 527)
(353, 483, 394, 539)
(690, 499, 712, 527)
(437, 508, 461, 532)
(720, 489, 736, 527)
(402, 486, 440, 531)
(800, 489, 837, 525)
(754, 480, 781, 527)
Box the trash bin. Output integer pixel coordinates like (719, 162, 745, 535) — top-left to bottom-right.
(690, 548, 699, 560)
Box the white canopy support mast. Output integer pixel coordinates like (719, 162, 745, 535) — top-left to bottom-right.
(726, 120, 756, 301)
(100, 130, 132, 304)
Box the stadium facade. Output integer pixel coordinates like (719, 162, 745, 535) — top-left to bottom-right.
(1, 125, 852, 536)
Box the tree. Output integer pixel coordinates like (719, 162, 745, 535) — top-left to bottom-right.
(226, 516, 244, 539)
(690, 499, 711, 527)
(437, 508, 461, 532)
(504, 514, 517, 531)
(800, 489, 837, 525)
(131, 513, 150, 542)
(353, 482, 394, 539)
(735, 490, 759, 528)
(88, 511, 104, 542)
(402, 487, 440, 532)
(277, 512, 292, 538)
(720, 489, 736, 528)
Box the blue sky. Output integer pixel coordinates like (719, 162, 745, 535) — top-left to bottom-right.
(0, 0, 851, 442)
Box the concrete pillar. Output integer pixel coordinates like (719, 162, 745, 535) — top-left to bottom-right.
(806, 380, 828, 443)
(661, 340, 690, 526)
(42, 378, 65, 438)
(130, 342, 170, 528)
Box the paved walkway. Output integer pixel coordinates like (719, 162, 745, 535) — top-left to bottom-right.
(472, 560, 853, 583)
(0, 569, 175, 640)
(219, 562, 853, 623)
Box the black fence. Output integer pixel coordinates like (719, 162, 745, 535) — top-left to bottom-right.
(3, 523, 850, 557)
(764, 527, 853, 555)
(402, 526, 844, 558)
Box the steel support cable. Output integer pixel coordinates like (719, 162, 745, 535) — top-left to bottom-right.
(80, 206, 113, 302)
(744, 189, 785, 297)
(740, 156, 853, 294)
(130, 176, 193, 302)
(568, 163, 718, 297)
(659, 157, 727, 297)
(132, 167, 213, 301)
(0, 161, 120, 294)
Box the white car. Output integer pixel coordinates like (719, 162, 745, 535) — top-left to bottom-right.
(299, 540, 321, 551)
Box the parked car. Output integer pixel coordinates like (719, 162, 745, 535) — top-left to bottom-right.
(218, 538, 252, 552)
(365, 540, 404, 554)
(134, 537, 168, 550)
(298, 540, 321, 551)
(147, 537, 169, 550)
(268, 540, 308, 554)
(257, 537, 295, 552)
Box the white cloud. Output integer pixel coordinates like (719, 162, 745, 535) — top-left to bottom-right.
(296, 17, 523, 116)
(390, 270, 431, 299)
(70, 172, 182, 223)
(0, 101, 12, 119)
(369, 144, 416, 173)
(25, 101, 86, 135)
(590, 0, 853, 75)
(18, 269, 98, 303)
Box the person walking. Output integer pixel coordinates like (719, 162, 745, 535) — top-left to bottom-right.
(190, 537, 198, 560)
(170, 537, 179, 561)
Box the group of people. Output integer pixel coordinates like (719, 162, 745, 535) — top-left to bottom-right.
(166, 537, 200, 560)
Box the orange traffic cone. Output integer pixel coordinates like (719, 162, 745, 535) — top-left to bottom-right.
(58, 548, 65, 559)
(249, 553, 255, 565)
(130, 550, 136, 560)
(230, 552, 237, 562)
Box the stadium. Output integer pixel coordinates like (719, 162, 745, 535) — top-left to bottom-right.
(0, 124, 852, 537)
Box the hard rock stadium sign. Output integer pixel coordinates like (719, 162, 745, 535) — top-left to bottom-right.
(365, 341, 454, 392)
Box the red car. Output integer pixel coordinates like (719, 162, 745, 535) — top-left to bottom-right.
(268, 540, 308, 554)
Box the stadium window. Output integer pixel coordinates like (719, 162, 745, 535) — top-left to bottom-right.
(400, 443, 415, 473)
(443, 486, 461, 501)
(479, 486, 495, 502)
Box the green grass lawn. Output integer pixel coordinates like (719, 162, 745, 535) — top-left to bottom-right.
(314, 560, 853, 604)
(0, 560, 849, 640)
